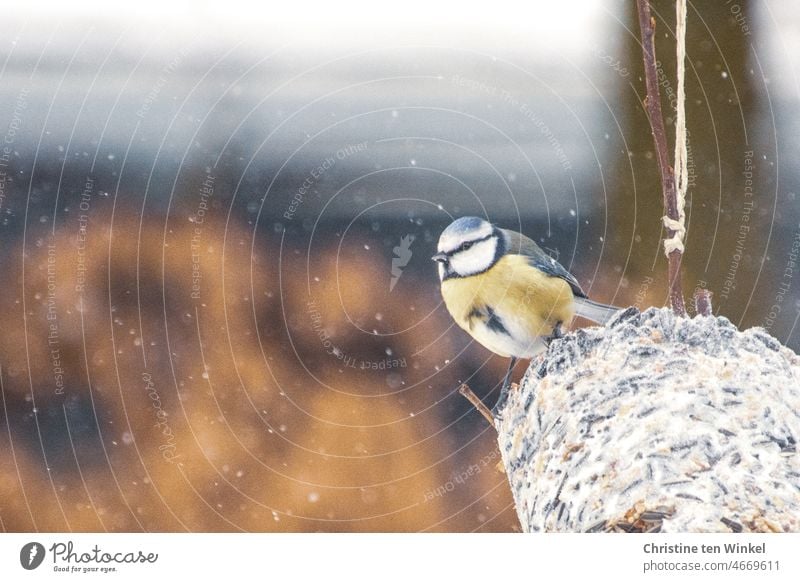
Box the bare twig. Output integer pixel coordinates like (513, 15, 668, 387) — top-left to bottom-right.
(636, 0, 687, 316)
(694, 289, 713, 316)
(458, 384, 495, 427)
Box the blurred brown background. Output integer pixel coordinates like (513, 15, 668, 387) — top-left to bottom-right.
(1, 0, 799, 532)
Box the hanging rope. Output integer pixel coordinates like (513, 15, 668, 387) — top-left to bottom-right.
(663, 0, 688, 256)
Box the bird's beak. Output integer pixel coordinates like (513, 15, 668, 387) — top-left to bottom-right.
(431, 252, 448, 263)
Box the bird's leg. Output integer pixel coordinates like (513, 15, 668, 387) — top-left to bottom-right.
(492, 356, 518, 414)
(540, 322, 564, 350)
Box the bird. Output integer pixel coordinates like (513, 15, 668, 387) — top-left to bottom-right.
(432, 216, 618, 412)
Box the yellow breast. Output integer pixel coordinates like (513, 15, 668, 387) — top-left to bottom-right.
(440, 254, 576, 356)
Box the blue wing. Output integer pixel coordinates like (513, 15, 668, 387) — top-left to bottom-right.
(501, 228, 587, 298)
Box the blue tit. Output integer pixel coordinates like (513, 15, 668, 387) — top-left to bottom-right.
(432, 216, 618, 411)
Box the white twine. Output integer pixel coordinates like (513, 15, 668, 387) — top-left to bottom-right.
(665, 0, 688, 256)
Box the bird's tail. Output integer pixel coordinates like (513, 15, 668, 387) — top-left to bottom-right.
(573, 297, 619, 325)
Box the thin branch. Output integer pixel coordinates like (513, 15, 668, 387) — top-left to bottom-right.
(636, 0, 687, 316)
(458, 384, 496, 427)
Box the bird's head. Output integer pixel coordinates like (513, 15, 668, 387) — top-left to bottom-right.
(432, 216, 505, 281)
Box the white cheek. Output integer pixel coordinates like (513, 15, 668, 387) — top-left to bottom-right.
(449, 239, 497, 276)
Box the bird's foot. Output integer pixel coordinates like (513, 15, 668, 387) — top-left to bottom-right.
(544, 321, 564, 346)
